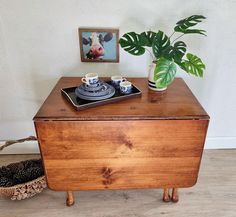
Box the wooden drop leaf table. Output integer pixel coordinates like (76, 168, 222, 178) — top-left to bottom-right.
(33, 77, 209, 206)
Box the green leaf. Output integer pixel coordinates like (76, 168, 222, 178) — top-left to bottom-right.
(182, 53, 205, 77)
(140, 31, 157, 47)
(176, 15, 206, 28)
(154, 58, 177, 88)
(181, 29, 206, 36)
(163, 41, 187, 63)
(174, 15, 206, 35)
(119, 32, 148, 56)
(152, 31, 171, 58)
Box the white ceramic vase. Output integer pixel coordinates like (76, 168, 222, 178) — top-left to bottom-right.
(148, 62, 167, 91)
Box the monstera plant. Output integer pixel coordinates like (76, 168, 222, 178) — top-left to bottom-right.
(119, 15, 207, 90)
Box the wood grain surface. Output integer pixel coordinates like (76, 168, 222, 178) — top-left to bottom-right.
(35, 120, 209, 191)
(33, 77, 210, 202)
(1, 150, 235, 217)
(33, 77, 209, 121)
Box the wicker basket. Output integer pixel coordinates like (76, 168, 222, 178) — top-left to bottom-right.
(0, 136, 47, 200)
(0, 175, 46, 200)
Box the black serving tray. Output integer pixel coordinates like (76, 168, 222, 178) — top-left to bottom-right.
(61, 81, 142, 111)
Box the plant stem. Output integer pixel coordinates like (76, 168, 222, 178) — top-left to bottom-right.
(169, 31, 175, 39)
(171, 33, 185, 44)
(145, 48, 155, 60)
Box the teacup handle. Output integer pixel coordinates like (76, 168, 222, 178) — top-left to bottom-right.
(81, 77, 88, 85)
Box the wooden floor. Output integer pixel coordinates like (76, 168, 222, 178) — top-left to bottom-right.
(0, 150, 236, 217)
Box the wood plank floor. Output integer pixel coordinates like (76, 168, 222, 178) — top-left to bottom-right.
(0, 150, 236, 217)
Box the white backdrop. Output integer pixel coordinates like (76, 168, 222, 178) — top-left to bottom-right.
(0, 0, 236, 153)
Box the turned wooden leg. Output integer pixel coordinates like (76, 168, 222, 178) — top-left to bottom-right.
(66, 191, 74, 206)
(171, 188, 179, 203)
(163, 188, 171, 202)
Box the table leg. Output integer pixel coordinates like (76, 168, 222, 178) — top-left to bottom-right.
(66, 191, 75, 206)
(163, 188, 171, 202)
(171, 188, 179, 203)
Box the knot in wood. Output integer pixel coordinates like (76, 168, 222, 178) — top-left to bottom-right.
(102, 167, 113, 179)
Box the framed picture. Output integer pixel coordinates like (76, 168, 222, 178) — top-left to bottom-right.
(79, 28, 119, 63)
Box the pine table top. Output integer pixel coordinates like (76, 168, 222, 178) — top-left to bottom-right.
(33, 77, 209, 121)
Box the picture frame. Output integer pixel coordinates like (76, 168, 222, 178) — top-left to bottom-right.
(79, 28, 119, 63)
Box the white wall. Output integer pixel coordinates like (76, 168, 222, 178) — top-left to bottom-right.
(0, 0, 236, 153)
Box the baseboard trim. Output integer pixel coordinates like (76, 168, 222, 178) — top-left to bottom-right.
(0, 137, 235, 154)
(204, 137, 236, 149)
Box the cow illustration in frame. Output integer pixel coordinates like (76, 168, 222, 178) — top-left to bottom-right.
(79, 28, 119, 62)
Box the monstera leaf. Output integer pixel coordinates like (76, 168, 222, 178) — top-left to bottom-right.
(174, 15, 206, 35)
(180, 29, 206, 35)
(154, 58, 177, 88)
(119, 32, 148, 55)
(163, 41, 187, 63)
(140, 31, 157, 47)
(181, 53, 205, 77)
(152, 31, 171, 59)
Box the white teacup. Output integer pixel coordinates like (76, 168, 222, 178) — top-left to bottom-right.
(81, 73, 99, 85)
(111, 75, 126, 86)
(120, 81, 132, 94)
